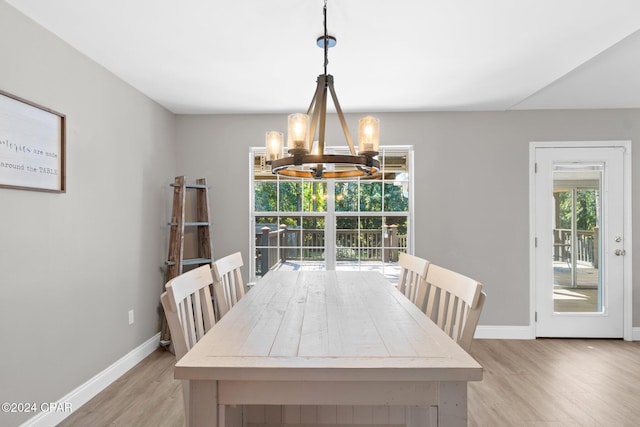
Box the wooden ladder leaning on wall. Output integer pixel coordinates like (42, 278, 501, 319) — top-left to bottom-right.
(160, 176, 213, 347)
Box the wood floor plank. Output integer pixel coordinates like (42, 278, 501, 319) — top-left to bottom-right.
(57, 339, 640, 427)
(57, 348, 183, 427)
(468, 339, 640, 427)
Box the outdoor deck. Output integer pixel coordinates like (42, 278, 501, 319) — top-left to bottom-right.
(272, 260, 402, 285)
(553, 261, 600, 312)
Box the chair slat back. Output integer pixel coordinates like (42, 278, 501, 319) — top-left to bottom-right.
(160, 265, 216, 360)
(211, 252, 245, 319)
(397, 252, 430, 310)
(424, 264, 485, 351)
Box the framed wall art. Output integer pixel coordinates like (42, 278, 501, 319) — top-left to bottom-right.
(0, 89, 66, 192)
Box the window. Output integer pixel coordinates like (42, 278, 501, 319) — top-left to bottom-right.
(250, 146, 413, 283)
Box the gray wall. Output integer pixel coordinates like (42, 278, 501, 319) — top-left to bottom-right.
(175, 110, 639, 328)
(0, 3, 176, 425)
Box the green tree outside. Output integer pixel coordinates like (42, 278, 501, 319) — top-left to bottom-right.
(558, 189, 598, 231)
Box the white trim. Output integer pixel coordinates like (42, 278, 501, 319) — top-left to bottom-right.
(529, 143, 537, 336)
(21, 333, 161, 427)
(622, 145, 633, 341)
(529, 140, 633, 341)
(474, 325, 535, 340)
(475, 326, 639, 341)
(407, 147, 415, 255)
(248, 148, 257, 281)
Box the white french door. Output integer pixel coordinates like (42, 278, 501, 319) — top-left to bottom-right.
(532, 142, 631, 338)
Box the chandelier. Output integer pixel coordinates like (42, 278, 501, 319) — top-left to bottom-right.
(265, 0, 380, 179)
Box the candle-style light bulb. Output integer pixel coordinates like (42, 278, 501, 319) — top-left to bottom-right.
(358, 116, 379, 155)
(265, 131, 283, 162)
(287, 113, 310, 154)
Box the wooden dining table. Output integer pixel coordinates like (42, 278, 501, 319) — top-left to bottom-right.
(174, 270, 483, 427)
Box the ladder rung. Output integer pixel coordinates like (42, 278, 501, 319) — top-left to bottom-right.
(182, 258, 212, 266)
(170, 183, 208, 189)
(166, 258, 212, 266)
(167, 221, 210, 227)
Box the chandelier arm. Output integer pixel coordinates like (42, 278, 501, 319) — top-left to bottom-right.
(327, 76, 357, 156)
(307, 75, 326, 154)
(314, 79, 329, 178)
(318, 80, 328, 154)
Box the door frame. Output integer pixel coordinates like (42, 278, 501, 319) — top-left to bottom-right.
(529, 140, 633, 341)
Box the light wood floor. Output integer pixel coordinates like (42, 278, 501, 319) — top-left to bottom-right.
(58, 339, 640, 427)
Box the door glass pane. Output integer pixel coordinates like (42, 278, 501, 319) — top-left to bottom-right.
(255, 216, 280, 276)
(303, 182, 327, 212)
(384, 181, 409, 211)
(280, 216, 301, 262)
(360, 182, 382, 212)
(302, 216, 325, 263)
(552, 164, 602, 313)
(360, 217, 383, 262)
(254, 182, 277, 211)
(336, 216, 359, 262)
(335, 182, 358, 211)
(279, 181, 302, 211)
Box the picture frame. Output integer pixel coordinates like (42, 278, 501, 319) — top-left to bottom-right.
(0, 89, 66, 193)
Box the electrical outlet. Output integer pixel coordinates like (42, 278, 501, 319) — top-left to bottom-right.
(128, 309, 134, 325)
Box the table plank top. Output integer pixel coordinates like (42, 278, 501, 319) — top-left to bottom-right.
(175, 270, 483, 382)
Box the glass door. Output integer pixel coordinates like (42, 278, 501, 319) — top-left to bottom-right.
(534, 145, 626, 338)
(552, 166, 602, 313)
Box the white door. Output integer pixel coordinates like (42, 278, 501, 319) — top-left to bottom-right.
(533, 143, 629, 338)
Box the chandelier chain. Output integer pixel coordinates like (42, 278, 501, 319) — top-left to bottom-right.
(323, 0, 328, 77)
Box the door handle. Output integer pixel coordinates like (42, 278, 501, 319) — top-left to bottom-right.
(614, 249, 626, 256)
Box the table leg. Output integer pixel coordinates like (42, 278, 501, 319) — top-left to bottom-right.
(188, 380, 218, 427)
(438, 381, 468, 427)
(406, 406, 438, 427)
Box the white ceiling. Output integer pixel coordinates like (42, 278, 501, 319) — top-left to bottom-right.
(7, 0, 640, 114)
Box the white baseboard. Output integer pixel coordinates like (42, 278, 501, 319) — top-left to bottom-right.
(476, 326, 640, 341)
(21, 333, 161, 427)
(474, 325, 535, 340)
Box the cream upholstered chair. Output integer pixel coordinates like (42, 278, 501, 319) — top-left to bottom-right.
(423, 264, 486, 351)
(160, 264, 217, 425)
(211, 251, 246, 320)
(397, 252, 430, 310)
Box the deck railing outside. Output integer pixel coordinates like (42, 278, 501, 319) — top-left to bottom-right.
(553, 228, 598, 268)
(256, 226, 407, 276)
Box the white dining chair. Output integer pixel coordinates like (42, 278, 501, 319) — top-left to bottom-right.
(397, 252, 430, 310)
(160, 264, 217, 425)
(423, 264, 486, 351)
(211, 251, 246, 320)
